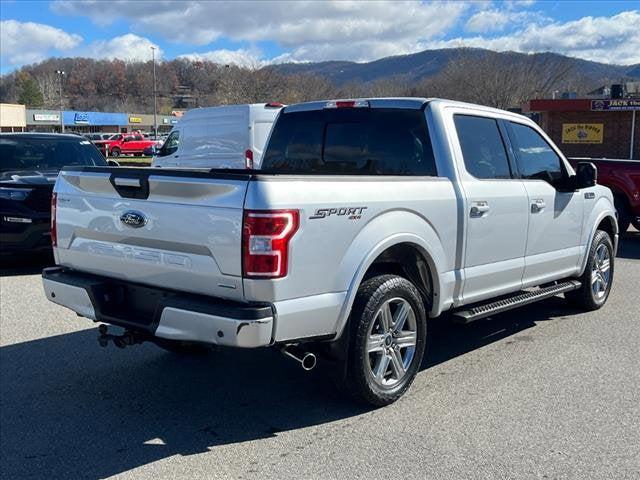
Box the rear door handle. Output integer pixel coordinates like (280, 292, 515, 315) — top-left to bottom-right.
(470, 201, 490, 218)
(531, 199, 546, 213)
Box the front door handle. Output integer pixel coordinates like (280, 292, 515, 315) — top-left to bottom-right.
(470, 201, 490, 218)
(531, 199, 546, 213)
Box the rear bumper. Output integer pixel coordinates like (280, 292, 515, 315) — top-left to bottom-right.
(42, 267, 274, 348)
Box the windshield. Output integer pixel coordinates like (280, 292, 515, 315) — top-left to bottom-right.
(0, 136, 107, 172)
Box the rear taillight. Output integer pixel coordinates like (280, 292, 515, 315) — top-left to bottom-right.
(50, 192, 57, 247)
(242, 210, 299, 279)
(245, 149, 254, 169)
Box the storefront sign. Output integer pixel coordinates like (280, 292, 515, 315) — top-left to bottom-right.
(74, 112, 89, 124)
(562, 123, 603, 144)
(129, 116, 142, 123)
(33, 113, 60, 122)
(591, 99, 640, 111)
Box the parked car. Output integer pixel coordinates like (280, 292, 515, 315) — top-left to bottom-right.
(568, 157, 640, 232)
(0, 133, 107, 256)
(42, 98, 617, 406)
(84, 133, 112, 142)
(94, 133, 157, 157)
(151, 103, 283, 169)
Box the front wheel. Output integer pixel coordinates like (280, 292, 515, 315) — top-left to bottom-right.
(110, 148, 121, 158)
(565, 230, 614, 310)
(338, 274, 427, 406)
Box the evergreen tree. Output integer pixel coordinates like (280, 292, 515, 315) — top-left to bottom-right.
(17, 74, 44, 107)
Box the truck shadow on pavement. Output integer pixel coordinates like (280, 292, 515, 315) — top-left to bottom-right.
(0, 253, 54, 277)
(2, 235, 634, 479)
(1, 300, 571, 479)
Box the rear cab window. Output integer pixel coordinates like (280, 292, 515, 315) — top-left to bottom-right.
(262, 108, 436, 176)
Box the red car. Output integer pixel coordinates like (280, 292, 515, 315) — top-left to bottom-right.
(94, 134, 157, 157)
(569, 157, 640, 232)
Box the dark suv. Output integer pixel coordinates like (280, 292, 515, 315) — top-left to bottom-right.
(0, 133, 107, 256)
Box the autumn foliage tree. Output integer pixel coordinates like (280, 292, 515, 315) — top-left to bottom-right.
(0, 52, 592, 113)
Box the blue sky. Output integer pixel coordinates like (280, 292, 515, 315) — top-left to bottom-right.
(1, 1, 639, 73)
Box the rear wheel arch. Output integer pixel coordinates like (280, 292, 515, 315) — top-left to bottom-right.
(334, 236, 442, 340)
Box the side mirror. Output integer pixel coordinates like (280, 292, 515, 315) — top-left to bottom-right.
(575, 161, 597, 189)
(107, 159, 120, 167)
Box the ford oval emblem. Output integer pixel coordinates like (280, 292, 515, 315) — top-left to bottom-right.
(120, 210, 147, 228)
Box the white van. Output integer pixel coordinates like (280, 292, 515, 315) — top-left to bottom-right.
(151, 103, 283, 169)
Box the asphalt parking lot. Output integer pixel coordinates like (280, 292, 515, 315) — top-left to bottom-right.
(1, 232, 639, 480)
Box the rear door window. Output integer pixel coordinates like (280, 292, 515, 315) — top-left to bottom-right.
(454, 115, 512, 179)
(262, 108, 436, 175)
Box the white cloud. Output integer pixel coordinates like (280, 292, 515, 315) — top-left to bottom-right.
(179, 49, 263, 68)
(466, 10, 511, 33)
(0, 20, 82, 67)
(82, 34, 163, 62)
(430, 11, 640, 65)
(52, 0, 469, 62)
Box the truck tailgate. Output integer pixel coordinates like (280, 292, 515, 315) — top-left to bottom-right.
(54, 167, 250, 301)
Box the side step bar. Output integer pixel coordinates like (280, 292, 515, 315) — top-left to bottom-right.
(452, 280, 582, 324)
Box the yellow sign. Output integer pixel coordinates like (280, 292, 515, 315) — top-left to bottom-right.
(129, 116, 142, 123)
(561, 123, 603, 144)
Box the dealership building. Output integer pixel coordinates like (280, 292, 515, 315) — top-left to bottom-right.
(523, 97, 639, 160)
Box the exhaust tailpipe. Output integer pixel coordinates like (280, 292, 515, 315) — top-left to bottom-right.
(280, 345, 317, 371)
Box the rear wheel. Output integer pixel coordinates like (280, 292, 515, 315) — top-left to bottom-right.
(337, 274, 427, 406)
(565, 230, 614, 310)
(110, 147, 121, 158)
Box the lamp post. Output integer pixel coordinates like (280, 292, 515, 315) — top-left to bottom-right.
(56, 70, 65, 133)
(151, 46, 157, 140)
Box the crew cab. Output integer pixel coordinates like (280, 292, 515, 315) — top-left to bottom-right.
(568, 157, 640, 232)
(42, 98, 618, 406)
(94, 134, 157, 157)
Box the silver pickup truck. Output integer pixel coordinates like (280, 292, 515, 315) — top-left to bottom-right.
(43, 98, 618, 406)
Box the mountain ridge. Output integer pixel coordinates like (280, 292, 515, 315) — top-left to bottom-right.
(270, 48, 640, 86)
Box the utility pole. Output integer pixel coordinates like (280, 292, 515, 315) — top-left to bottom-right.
(56, 70, 65, 132)
(151, 46, 158, 140)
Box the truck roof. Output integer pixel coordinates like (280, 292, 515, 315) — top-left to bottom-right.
(179, 103, 283, 121)
(283, 97, 529, 121)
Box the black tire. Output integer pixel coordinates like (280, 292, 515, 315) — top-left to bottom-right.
(565, 230, 614, 311)
(152, 338, 212, 356)
(337, 274, 427, 407)
(110, 148, 121, 158)
(632, 219, 640, 232)
(614, 196, 631, 233)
